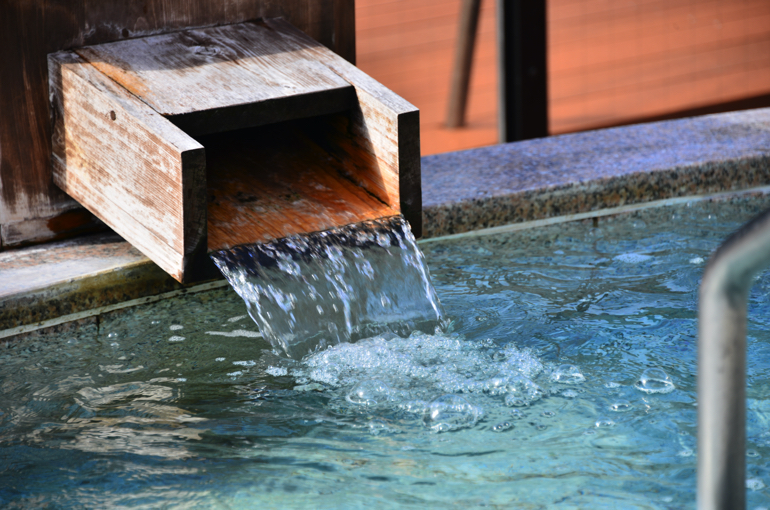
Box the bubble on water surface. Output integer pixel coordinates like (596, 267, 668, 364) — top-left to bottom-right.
(423, 394, 483, 433)
(168, 336, 185, 343)
(399, 400, 429, 414)
(635, 368, 675, 394)
(170, 325, 183, 331)
(610, 400, 633, 412)
(492, 421, 513, 432)
(689, 257, 705, 264)
(293, 331, 543, 394)
(346, 379, 393, 406)
(503, 376, 544, 407)
(595, 419, 616, 428)
(747, 478, 766, 491)
(550, 364, 585, 384)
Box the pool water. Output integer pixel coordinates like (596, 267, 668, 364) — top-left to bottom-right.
(4, 194, 770, 508)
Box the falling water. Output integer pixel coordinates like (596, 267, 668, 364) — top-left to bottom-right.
(210, 215, 444, 358)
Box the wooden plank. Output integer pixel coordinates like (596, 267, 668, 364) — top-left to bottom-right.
(49, 51, 206, 282)
(75, 21, 358, 135)
(203, 115, 398, 250)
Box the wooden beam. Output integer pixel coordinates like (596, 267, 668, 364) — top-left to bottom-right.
(497, 0, 548, 142)
(75, 21, 358, 136)
(268, 18, 422, 236)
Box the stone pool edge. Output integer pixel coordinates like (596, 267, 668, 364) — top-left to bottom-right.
(2, 108, 770, 339)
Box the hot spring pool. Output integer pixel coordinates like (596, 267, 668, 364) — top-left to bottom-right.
(4, 193, 770, 508)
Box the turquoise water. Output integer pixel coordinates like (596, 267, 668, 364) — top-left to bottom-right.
(3, 195, 770, 508)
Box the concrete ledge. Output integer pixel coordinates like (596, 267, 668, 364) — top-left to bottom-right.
(2, 108, 770, 334)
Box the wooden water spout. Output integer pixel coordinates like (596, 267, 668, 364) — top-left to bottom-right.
(48, 18, 420, 283)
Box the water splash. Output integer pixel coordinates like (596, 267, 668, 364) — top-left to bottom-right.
(211, 216, 444, 358)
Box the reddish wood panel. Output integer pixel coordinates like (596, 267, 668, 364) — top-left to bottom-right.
(356, 0, 498, 155)
(548, 0, 770, 133)
(0, 0, 355, 249)
(355, 0, 770, 151)
(204, 116, 398, 250)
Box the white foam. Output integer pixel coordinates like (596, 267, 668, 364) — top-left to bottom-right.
(206, 330, 263, 338)
(614, 253, 653, 263)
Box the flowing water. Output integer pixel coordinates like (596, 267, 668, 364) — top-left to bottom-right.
(4, 194, 770, 508)
(210, 216, 444, 359)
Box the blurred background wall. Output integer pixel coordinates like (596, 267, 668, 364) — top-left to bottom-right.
(356, 0, 770, 155)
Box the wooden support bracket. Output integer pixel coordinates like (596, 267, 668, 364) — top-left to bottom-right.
(49, 18, 421, 283)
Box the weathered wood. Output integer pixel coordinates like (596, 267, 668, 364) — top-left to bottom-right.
(75, 21, 358, 135)
(49, 18, 421, 282)
(1, 209, 103, 249)
(0, 0, 355, 248)
(49, 52, 207, 282)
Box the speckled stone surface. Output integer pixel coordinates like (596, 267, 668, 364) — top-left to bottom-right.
(0, 233, 190, 331)
(422, 108, 770, 237)
(3, 108, 770, 333)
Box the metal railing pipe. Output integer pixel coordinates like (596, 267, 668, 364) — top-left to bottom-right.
(699, 207, 770, 510)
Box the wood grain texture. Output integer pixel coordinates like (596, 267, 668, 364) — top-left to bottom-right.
(203, 116, 398, 250)
(49, 52, 206, 282)
(48, 17, 420, 281)
(75, 21, 357, 134)
(0, 0, 355, 248)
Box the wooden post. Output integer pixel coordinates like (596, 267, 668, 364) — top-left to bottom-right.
(497, 0, 548, 142)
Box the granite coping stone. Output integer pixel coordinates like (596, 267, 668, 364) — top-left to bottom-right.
(2, 108, 770, 335)
(422, 108, 770, 237)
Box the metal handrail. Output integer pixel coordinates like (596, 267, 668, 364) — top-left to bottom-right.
(699, 207, 770, 509)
